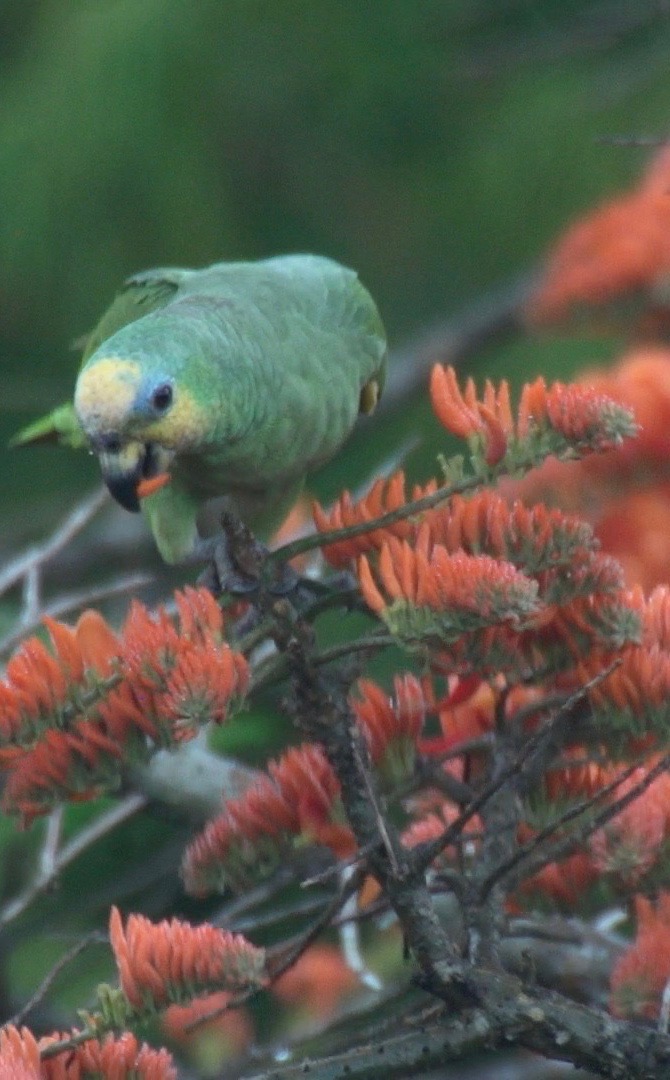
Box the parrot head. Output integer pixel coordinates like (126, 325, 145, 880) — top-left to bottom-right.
(75, 355, 205, 512)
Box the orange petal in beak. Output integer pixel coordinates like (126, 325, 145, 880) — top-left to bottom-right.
(137, 472, 171, 500)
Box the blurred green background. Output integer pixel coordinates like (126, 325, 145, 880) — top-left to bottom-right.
(2, 0, 669, 547)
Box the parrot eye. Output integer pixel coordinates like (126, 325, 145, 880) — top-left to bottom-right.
(151, 383, 173, 413)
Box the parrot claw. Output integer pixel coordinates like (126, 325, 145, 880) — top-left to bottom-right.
(197, 511, 299, 599)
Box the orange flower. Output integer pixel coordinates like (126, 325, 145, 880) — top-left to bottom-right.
(173, 585, 225, 644)
(268, 745, 353, 857)
(526, 147, 670, 329)
(590, 349, 670, 468)
(0, 611, 120, 750)
(352, 674, 426, 781)
(642, 584, 670, 649)
(0, 1025, 40, 1079)
(2, 722, 123, 824)
(610, 892, 670, 1019)
(542, 748, 617, 803)
(109, 907, 266, 1013)
(430, 365, 512, 464)
(589, 767, 670, 885)
(0, 588, 249, 821)
(181, 812, 244, 898)
(542, 381, 638, 454)
(313, 472, 436, 568)
(273, 945, 360, 1020)
(182, 744, 352, 897)
(419, 676, 495, 758)
(520, 848, 598, 908)
(430, 365, 636, 464)
(118, 589, 248, 745)
(41, 1031, 177, 1079)
(163, 992, 254, 1057)
(576, 641, 670, 721)
(401, 801, 481, 868)
(420, 491, 597, 578)
(358, 538, 539, 628)
(73, 610, 120, 674)
(501, 350, 670, 592)
(120, 599, 182, 685)
(156, 639, 249, 739)
(530, 590, 640, 668)
(180, 769, 303, 897)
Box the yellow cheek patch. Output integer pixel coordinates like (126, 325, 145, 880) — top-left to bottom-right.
(142, 390, 209, 449)
(75, 357, 141, 433)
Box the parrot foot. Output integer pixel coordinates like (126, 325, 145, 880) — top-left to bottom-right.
(196, 511, 299, 598)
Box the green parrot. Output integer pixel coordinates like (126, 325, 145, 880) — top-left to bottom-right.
(23, 255, 387, 565)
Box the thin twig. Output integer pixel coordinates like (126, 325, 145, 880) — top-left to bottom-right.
(250, 631, 396, 693)
(10, 932, 104, 1026)
(0, 793, 146, 928)
(39, 806, 64, 879)
(213, 865, 304, 928)
(0, 572, 155, 659)
(0, 486, 109, 598)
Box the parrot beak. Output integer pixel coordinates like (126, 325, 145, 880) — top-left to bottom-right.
(97, 440, 172, 513)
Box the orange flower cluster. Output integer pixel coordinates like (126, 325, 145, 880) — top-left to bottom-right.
(314, 478, 605, 585)
(420, 493, 597, 578)
(352, 674, 426, 782)
(312, 472, 436, 568)
(163, 991, 254, 1057)
(359, 538, 539, 623)
(273, 944, 360, 1020)
(526, 147, 670, 331)
(420, 497, 623, 621)
(610, 892, 670, 1019)
(109, 906, 266, 1013)
(521, 755, 670, 908)
(401, 799, 481, 868)
(418, 675, 496, 759)
(0, 1024, 177, 1080)
(0, 610, 117, 752)
(42, 1031, 177, 1079)
(508, 304, 670, 593)
(181, 743, 352, 897)
(430, 365, 636, 465)
(574, 612, 670, 736)
(0, 1024, 41, 1079)
(589, 768, 670, 885)
(520, 847, 599, 909)
(358, 538, 540, 666)
(584, 348, 670, 471)
(0, 589, 248, 824)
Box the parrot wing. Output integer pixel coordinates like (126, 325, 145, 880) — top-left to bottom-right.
(10, 267, 192, 448)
